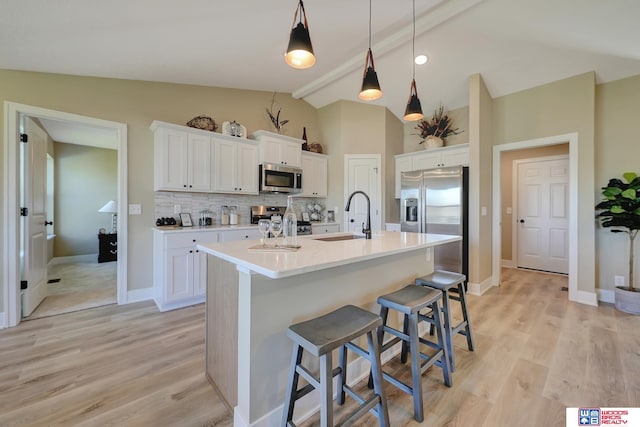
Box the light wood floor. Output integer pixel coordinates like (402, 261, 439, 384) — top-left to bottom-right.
(26, 261, 117, 320)
(1, 268, 638, 426)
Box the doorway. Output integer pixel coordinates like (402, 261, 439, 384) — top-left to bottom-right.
(2, 102, 128, 328)
(492, 133, 578, 303)
(514, 155, 569, 274)
(344, 155, 382, 234)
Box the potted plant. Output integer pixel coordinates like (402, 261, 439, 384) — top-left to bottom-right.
(415, 104, 462, 149)
(596, 172, 640, 314)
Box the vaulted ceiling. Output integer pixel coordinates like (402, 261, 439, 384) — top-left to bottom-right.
(2, 0, 639, 124)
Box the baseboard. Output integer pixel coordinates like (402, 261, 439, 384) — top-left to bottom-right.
(237, 324, 429, 427)
(501, 259, 514, 268)
(598, 289, 615, 304)
(467, 276, 494, 296)
(571, 289, 598, 307)
(0, 311, 6, 329)
(48, 254, 98, 266)
(125, 287, 154, 305)
(153, 295, 205, 312)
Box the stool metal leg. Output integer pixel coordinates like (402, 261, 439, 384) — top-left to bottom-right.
(337, 344, 347, 405)
(457, 284, 475, 352)
(431, 298, 452, 387)
(400, 313, 409, 364)
(441, 288, 455, 371)
(368, 307, 388, 390)
(367, 329, 390, 427)
(282, 345, 304, 426)
(319, 352, 333, 427)
(407, 311, 424, 422)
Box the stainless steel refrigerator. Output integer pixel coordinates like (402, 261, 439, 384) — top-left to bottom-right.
(400, 165, 468, 281)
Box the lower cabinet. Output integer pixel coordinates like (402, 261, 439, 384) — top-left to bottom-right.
(154, 230, 219, 312)
(311, 223, 340, 234)
(153, 227, 262, 312)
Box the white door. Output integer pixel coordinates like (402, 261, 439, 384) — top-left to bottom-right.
(516, 157, 569, 274)
(21, 117, 48, 317)
(344, 155, 381, 234)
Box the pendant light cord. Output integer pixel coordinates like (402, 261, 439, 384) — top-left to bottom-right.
(368, 0, 372, 50)
(412, 0, 416, 81)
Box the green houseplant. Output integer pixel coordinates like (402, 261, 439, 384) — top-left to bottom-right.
(596, 172, 640, 314)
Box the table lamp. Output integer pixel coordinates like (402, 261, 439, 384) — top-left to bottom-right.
(98, 200, 117, 233)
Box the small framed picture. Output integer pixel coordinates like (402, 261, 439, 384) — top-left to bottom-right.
(180, 213, 193, 227)
(302, 212, 310, 222)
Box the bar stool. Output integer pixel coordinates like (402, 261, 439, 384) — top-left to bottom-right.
(369, 284, 452, 422)
(415, 270, 474, 371)
(282, 304, 390, 427)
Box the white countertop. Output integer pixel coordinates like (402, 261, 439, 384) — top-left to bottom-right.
(197, 231, 460, 279)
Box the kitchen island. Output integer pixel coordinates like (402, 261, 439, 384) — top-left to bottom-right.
(198, 231, 460, 427)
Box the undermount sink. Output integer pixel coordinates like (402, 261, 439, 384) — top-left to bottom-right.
(314, 234, 366, 242)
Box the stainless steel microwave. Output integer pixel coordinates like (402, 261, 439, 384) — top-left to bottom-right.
(259, 163, 303, 194)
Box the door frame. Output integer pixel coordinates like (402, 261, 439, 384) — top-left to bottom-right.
(512, 154, 569, 272)
(3, 102, 128, 328)
(492, 133, 580, 303)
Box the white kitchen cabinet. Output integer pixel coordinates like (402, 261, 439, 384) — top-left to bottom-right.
(311, 223, 340, 234)
(219, 228, 261, 242)
(251, 130, 303, 167)
(153, 230, 219, 312)
(152, 121, 213, 192)
(299, 152, 328, 197)
(212, 136, 259, 195)
(394, 144, 469, 198)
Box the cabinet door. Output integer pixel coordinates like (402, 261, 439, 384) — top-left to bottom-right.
(188, 133, 212, 192)
(441, 146, 469, 166)
(260, 139, 282, 165)
(236, 141, 259, 194)
(193, 250, 207, 297)
(395, 156, 413, 198)
(155, 128, 189, 191)
(213, 138, 238, 192)
(412, 151, 441, 170)
(300, 153, 327, 197)
(281, 141, 302, 167)
(165, 248, 194, 302)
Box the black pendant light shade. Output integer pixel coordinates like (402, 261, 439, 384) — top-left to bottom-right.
(359, 49, 382, 101)
(359, 0, 382, 101)
(403, 0, 423, 121)
(404, 79, 423, 121)
(285, 0, 316, 69)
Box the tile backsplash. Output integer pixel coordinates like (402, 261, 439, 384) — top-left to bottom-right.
(154, 191, 326, 225)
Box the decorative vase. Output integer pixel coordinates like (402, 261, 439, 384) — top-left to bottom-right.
(423, 135, 444, 150)
(615, 286, 640, 315)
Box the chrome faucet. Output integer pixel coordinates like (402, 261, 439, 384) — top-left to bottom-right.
(345, 190, 372, 239)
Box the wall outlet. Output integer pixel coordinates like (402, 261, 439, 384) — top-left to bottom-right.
(614, 275, 625, 286)
(173, 204, 181, 214)
(506, 207, 512, 215)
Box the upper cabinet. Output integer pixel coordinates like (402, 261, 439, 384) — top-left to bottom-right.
(152, 122, 213, 192)
(151, 120, 259, 195)
(299, 151, 328, 197)
(212, 137, 259, 195)
(251, 130, 303, 167)
(394, 144, 469, 198)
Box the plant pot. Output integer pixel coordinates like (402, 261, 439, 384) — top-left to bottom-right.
(423, 136, 444, 150)
(614, 286, 640, 315)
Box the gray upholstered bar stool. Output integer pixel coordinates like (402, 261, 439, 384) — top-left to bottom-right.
(282, 304, 390, 427)
(415, 270, 474, 371)
(368, 284, 452, 423)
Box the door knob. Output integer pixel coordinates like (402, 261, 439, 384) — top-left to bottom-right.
(519, 219, 525, 223)
(45, 220, 53, 226)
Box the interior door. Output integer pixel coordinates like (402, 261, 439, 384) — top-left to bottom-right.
(21, 117, 48, 317)
(516, 157, 569, 274)
(345, 156, 381, 234)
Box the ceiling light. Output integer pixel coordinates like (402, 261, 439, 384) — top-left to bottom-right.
(285, 0, 316, 69)
(403, 0, 424, 121)
(415, 54, 428, 65)
(359, 0, 382, 101)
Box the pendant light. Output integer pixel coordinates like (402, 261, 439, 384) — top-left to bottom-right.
(358, 0, 382, 101)
(403, 0, 424, 121)
(285, 0, 316, 69)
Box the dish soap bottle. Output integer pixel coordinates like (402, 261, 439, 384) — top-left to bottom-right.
(283, 195, 297, 247)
